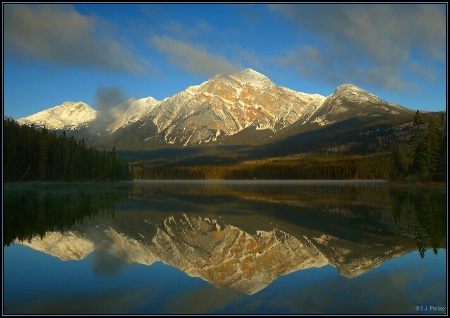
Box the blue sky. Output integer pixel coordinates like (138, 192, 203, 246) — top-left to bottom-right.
(3, 3, 447, 119)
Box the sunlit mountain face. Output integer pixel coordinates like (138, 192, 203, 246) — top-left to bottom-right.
(15, 68, 416, 154)
(6, 181, 445, 295)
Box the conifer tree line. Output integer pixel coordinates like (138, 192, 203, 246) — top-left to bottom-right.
(389, 110, 446, 183)
(3, 118, 133, 182)
(132, 154, 390, 180)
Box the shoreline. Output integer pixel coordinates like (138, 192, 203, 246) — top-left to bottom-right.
(4, 179, 446, 187)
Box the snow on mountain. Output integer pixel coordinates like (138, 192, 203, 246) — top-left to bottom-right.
(143, 68, 326, 145)
(309, 83, 409, 126)
(229, 68, 274, 89)
(19, 231, 94, 261)
(17, 101, 96, 130)
(331, 83, 387, 105)
(17, 97, 159, 135)
(14, 69, 412, 147)
(102, 96, 159, 133)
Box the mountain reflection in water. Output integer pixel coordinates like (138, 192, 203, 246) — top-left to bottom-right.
(3, 181, 446, 296)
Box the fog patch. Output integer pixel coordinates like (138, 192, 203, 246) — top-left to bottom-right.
(85, 86, 132, 137)
(95, 87, 128, 119)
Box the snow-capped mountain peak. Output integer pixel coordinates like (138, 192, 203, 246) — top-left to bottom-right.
(333, 84, 380, 102)
(17, 101, 97, 130)
(12, 68, 413, 149)
(140, 68, 326, 145)
(102, 96, 160, 133)
(334, 83, 362, 93)
(230, 68, 274, 89)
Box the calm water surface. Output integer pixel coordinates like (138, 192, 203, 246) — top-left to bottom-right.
(3, 180, 447, 315)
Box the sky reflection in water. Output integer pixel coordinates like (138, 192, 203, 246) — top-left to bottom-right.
(3, 181, 447, 315)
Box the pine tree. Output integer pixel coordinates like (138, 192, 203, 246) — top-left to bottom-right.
(3, 119, 134, 182)
(388, 110, 447, 183)
(410, 110, 427, 180)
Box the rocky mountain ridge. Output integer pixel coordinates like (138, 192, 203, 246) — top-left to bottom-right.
(15, 68, 414, 150)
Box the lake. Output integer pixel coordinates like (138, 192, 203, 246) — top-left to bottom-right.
(3, 180, 447, 315)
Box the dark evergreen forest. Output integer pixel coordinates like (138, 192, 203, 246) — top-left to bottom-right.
(3, 119, 133, 182)
(389, 111, 446, 183)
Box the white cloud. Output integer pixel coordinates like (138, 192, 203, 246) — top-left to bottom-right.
(151, 35, 242, 76)
(268, 3, 446, 91)
(3, 4, 147, 74)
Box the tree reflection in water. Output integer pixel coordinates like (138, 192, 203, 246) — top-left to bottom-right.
(3, 181, 446, 260)
(390, 187, 446, 258)
(3, 182, 132, 246)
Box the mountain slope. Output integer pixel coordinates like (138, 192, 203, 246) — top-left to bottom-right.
(307, 84, 410, 126)
(128, 68, 326, 147)
(14, 68, 419, 155)
(90, 72, 415, 152)
(17, 101, 96, 130)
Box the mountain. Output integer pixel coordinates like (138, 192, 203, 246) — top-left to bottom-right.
(16, 98, 159, 133)
(108, 68, 326, 148)
(307, 83, 407, 126)
(18, 211, 417, 295)
(17, 101, 96, 130)
(14, 68, 419, 159)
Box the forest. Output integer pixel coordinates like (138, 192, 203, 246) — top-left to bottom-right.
(3, 118, 133, 182)
(389, 111, 446, 183)
(132, 153, 390, 180)
(4, 110, 446, 183)
(131, 111, 446, 182)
